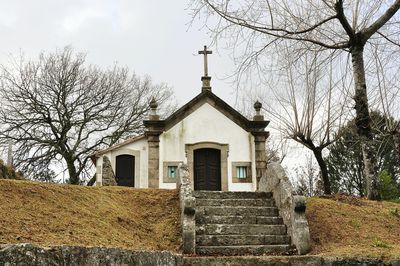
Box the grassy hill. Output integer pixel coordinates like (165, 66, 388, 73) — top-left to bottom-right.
(0, 179, 399, 259)
(307, 194, 400, 259)
(0, 179, 181, 252)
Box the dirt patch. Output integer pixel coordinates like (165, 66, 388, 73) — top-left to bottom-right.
(307, 195, 400, 259)
(0, 179, 181, 252)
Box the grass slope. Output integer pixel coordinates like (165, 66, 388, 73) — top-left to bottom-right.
(307, 195, 400, 259)
(1, 179, 400, 259)
(0, 179, 180, 252)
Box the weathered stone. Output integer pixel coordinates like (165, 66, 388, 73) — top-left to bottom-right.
(196, 214, 283, 225)
(196, 245, 290, 256)
(0, 244, 181, 266)
(177, 163, 196, 255)
(195, 198, 275, 207)
(203, 206, 279, 217)
(101, 156, 117, 186)
(196, 235, 290, 246)
(193, 191, 272, 199)
(196, 224, 287, 235)
(146, 130, 161, 188)
(259, 162, 311, 255)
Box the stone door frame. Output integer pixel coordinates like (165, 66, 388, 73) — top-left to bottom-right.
(185, 142, 228, 191)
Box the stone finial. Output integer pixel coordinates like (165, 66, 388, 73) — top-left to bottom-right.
(253, 100, 264, 121)
(149, 97, 159, 120)
(254, 101, 262, 113)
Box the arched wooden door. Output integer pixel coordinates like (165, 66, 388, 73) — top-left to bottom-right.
(115, 155, 135, 187)
(194, 148, 221, 191)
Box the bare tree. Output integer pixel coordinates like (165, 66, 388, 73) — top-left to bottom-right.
(294, 154, 320, 197)
(260, 49, 351, 194)
(191, 0, 400, 199)
(371, 43, 400, 163)
(0, 48, 175, 184)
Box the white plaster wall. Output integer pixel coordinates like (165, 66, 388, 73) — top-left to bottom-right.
(96, 138, 148, 188)
(159, 102, 255, 191)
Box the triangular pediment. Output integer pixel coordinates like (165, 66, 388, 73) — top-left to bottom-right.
(144, 90, 269, 133)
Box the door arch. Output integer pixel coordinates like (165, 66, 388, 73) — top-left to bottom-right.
(115, 154, 135, 187)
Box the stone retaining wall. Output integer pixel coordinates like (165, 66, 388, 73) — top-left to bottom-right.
(2, 244, 400, 266)
(0, 244, 181, 266)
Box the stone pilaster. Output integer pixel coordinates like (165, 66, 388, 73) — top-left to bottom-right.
(147, 133, 160, 188)
(144, 98, 164, 189)
(251, 100, 270, 189)
(253, 132, 269, 186)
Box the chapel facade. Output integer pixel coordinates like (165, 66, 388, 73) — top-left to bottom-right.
(92, 46, 269, 191)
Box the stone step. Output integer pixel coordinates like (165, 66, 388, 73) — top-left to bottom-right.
(193, 191, 273, 199)
(196, 198, 275, 207)
(182, 255, 321, 266)
(195, 244, 290, 256)
(196, 224, 287, 235)
(196, 214, 284, 225)
(196, 234, 290, 246)
(202, 206, 279, 217)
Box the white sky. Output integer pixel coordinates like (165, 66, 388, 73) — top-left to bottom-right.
(0, 0, 309, 176)
(0, 0, 237, 105)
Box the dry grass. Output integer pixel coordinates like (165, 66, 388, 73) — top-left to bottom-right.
(307, 195, 400, 259)
(2, 179, 400, 259)
(0, 179, 181, 252)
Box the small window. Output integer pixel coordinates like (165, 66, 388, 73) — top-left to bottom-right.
(236, 166, 247, 179)
(163, 161, 182, 183)
(168, 166, 177, 179)
(232, 162, 252, 183)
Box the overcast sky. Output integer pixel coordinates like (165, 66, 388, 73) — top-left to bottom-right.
(0, 0, 238, 105)
(0, 0, 309, 173)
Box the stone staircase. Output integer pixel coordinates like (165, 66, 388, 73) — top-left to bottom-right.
(194, 191, 292, 256)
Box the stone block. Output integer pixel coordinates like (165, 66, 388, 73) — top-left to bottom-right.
(101, 156, 117, 186)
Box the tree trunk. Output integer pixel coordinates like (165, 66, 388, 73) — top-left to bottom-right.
(312, 148, 331, 195)
(66, 159, 79, 185)
(350, 46, 380, 200)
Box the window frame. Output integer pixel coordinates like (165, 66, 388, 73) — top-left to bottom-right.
(163, 161, 183, 183)
(232, 162, 252, 183)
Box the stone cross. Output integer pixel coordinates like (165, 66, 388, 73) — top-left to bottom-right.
(198, 45, 212, 77)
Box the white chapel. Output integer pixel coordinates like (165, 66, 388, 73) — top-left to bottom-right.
(92, 46, 269, 192)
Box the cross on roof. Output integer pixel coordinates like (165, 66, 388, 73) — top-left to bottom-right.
(198, 45, 212, 77)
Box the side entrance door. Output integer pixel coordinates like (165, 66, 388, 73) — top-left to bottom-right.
(194, 148, 221, 191)
(115, 155, 135, 187)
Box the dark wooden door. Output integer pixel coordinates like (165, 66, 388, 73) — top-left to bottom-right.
(194, 148, 221, 191)
(116, 155, 135, 187)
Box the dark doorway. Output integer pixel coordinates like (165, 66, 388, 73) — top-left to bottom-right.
(115, 155, 135, 187)
(194, 148, 221, 191)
